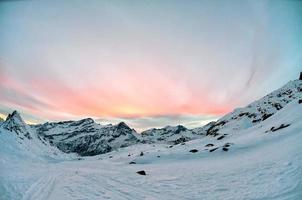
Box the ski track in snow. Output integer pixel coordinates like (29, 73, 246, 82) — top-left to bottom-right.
(22, 175, 58, 200)
(13, 149, 302, 200)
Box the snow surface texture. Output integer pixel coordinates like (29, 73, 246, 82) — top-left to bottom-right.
(0, 79, 302, 200)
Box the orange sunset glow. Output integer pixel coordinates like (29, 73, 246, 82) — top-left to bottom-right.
(0, 0, 301, 131)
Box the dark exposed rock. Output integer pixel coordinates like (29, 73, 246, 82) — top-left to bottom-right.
(205, 143, 214, 147)
(262, 113, 273, 121)
(299, 99, 302, 104)
(140, 151, 144, 156)
(272, 103, 283, 110)
(173, 136, 189, 145)
(206, 127, 219, 136)
(217, 135, 225, 140)
(223, 143, 232, 147)
(204, 121, 229, 137)
(222, 147, 229, 151)
(270, 124, 290, 132)
(252, 119, 261, 123)
(209, 147, 219, 152)
(24, 132, 32, 140)
(136, 170, 146, 175)
(238, 112, 257, 118)
(189, 149, 198, 153)
(129, 161, 136, 164)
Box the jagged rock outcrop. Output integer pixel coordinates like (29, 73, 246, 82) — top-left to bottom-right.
(34, 119, 141, 156)
(1, 111, 32, 139)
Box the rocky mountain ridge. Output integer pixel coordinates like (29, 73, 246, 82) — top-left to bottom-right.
(141, 125, 200, 144)
(1, 77, 301, 156)
(198, 79, 302, 140)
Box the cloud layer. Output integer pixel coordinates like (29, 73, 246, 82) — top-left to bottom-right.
(0, 0, 301, 130)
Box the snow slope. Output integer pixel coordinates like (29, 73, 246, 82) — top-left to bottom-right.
(196, 79, 302, 138)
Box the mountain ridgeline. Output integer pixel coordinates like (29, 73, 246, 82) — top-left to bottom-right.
(0, 77, 301, 156)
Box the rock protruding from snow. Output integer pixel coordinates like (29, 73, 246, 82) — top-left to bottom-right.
(2, 111, 30, 137)
(5, 111, 25, 125)
(136, 170, 147, 175)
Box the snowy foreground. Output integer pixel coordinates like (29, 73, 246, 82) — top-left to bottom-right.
(1, 101, 302, 200)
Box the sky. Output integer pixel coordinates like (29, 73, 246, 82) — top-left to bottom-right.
(0, 0, 302, 131)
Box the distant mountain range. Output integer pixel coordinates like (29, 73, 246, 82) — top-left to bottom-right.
(1, 77, 301, 156)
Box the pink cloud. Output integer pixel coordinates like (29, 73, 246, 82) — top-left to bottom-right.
(0, 67, 232, 121)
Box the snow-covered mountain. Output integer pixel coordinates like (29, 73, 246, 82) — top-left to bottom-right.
(197, 79, 302, 139)
(141, 125, 200, 144)
(0, 113, 202, 157)
(1, 76, 302, 200)
(0, 78, 301, 157)
(33, 119, 141, 156)
(1, 79, 301, 157)
(0, 112, 142, 157)
(0, 111, 72, 163)
(141, 79, 302, 144)
(2, 111, 31, 138)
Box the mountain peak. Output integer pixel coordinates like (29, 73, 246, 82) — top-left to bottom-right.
(2, 110, 29, 134)
(117, 122, 130, 129)
(69, 118, 95, 126)
(6, 111, 25, 125)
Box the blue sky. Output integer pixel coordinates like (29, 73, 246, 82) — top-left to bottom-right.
(0, 0, 301, 131)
